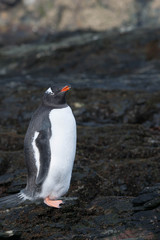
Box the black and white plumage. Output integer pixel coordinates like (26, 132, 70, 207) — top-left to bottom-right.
(0, 84, 76, 208)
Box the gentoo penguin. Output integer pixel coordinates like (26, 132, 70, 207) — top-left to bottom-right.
(0, 84, 76, 208)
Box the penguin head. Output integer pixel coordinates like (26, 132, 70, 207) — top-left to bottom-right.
(43, 84, 71, 108)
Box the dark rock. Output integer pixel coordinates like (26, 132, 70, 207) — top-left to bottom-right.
(0, 133, 24, 151)
(0, 27, 160, 239)
(0, 173, 14, 185)
(133, 184, 160, 210)
(132, 192, 159, 206)
(0, 157, 9, 176)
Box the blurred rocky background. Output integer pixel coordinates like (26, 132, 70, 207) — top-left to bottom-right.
(0, 0, 160, 239)
(1, 0, 160, 38)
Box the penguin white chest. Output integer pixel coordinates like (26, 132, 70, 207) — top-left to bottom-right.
(40, 106, 76, 199)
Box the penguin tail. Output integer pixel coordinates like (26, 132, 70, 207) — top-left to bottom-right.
(0, 193, 25, 209)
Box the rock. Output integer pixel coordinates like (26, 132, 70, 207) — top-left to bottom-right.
(0, 230, 21, 240)
(0, 157, 9, 176)
(0, 173, 14, 185)
(0, 132, 24, 151)
(0, 191, 159, 239)
(0, 24, 160, 239)
(1, 0, 160, 38)
(133, 184, 160, 210)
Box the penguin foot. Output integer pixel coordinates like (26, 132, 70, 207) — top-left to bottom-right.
(44, 197, 63, 208)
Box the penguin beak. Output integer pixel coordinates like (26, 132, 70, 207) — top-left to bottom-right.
(60, 85, 70, 92)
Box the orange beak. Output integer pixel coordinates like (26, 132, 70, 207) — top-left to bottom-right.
(60, 85, 70, 92)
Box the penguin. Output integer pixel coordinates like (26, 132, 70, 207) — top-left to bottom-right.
(0, 84, 76, 208)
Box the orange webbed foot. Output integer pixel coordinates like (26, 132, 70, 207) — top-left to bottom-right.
(44, 197, 63, 208)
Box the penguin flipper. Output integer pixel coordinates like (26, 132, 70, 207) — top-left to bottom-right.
(35, 130, 51, 185)
(0, 193, 24, 209)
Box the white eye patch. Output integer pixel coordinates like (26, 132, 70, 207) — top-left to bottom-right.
(46, 88, 54, 95)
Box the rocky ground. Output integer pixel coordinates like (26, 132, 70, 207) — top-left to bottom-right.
(2, 0, 160, 34)
(0, 26, 160, 239)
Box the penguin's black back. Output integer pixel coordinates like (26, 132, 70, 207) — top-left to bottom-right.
(24, 104, 52, 198)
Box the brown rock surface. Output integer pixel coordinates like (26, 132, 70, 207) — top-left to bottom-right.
(1, 0, 160, 32)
